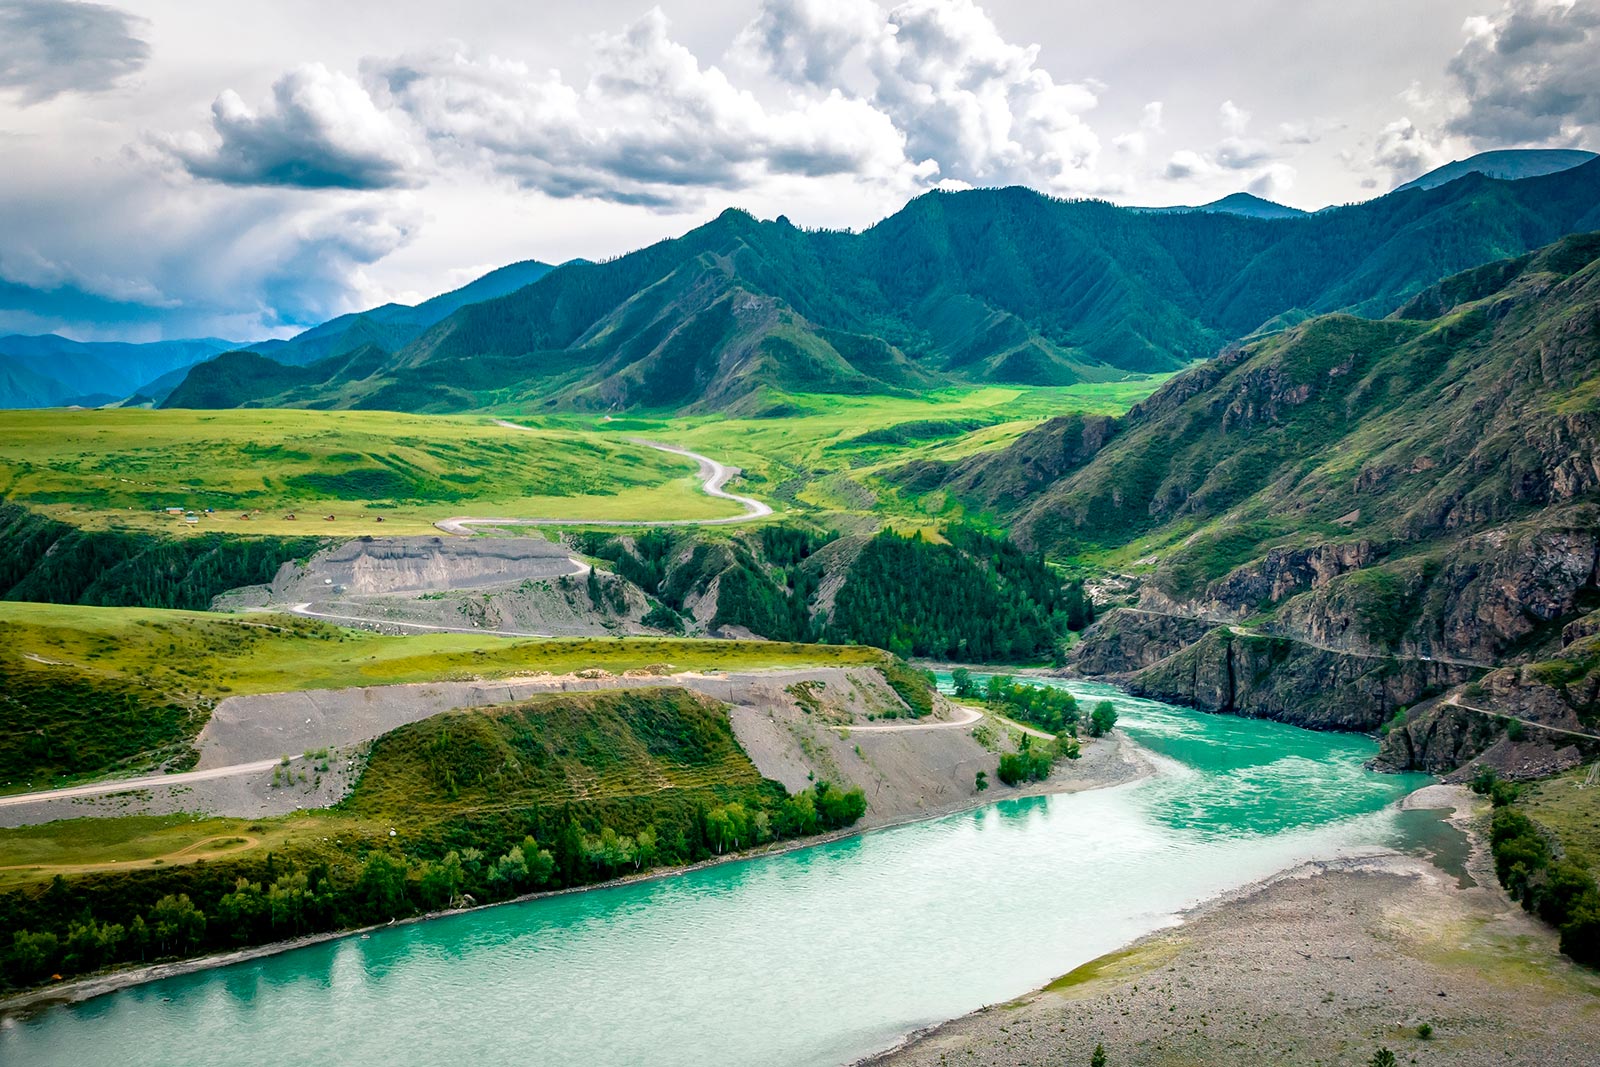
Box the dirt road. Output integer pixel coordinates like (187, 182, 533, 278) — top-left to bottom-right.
(436, 423, 772, 534)
(0, 758, 292, 809)
(833, 705, 984, 732)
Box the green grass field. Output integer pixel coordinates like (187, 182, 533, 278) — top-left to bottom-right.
(3, 383, 1168, 537)
(1517, 766, 1600, 868)
(503, 381, 1170, 529)
(2, 601, 888, 701)
(0, 407, 742, 536)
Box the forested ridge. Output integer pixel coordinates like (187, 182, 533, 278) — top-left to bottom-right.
(827, 528, 1093, 662)
(164, 160, 1600, 413)
(575, 524, 1091, 663)
(0, 503, 323, 610)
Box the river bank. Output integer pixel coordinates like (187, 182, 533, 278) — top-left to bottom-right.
(863, 787, 1600, 1067)
(0, 727, 1150, 1020)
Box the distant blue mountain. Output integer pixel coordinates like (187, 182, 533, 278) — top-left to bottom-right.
(0, 336, 233, 409)
(246, 259, 554, 367)
(1394, 148, 1598, 193)
(2, 259, 559, 408)
(1133, 192, 1309, 220)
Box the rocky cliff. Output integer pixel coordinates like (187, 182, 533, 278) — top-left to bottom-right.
(1031, 236, 1600, 773)
(1100, 622, 1478, 731)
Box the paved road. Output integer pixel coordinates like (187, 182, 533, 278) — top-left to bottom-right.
(436, 422, 772, 534)
(0, 758, 289, 809)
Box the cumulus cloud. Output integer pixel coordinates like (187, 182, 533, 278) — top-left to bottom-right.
(158, 64, 423, 190)
(1114, 101, 1164, 155)
(1162, 99, 1282, 188)
(365, 9, 917, 210)
(1247, 163, 1296, 198)
(1447, 0, 1600, 145)
(1370, 116, 1451, 183)
(740, 0, 1106, 193)
(736, 0, 884, 86)
(157, 1, 1114, 212)
(1163, 149, 1219, 181)
(0, 0, 147, 105)
(0, 160, 419, 338)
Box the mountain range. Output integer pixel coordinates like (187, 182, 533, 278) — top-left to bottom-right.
(897, 230, 1600, 765)
(165, 154, 1600, 414)
(0, 260, 554, 409)
(1393, 148, 1597, 193)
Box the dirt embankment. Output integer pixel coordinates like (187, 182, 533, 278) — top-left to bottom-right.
(729, 675, 1145, 828)
(217, 535, 661, 638)
(0, 667, 1144, 830)
(865, 790, 1600, 1067)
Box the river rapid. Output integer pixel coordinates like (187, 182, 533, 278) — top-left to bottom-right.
(1, 680, 1432, 1067)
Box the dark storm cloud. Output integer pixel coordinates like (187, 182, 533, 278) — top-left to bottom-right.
(0, 0, 148, 104)
(1448, 0, 1600, 144)
(159, 64, 422, 190)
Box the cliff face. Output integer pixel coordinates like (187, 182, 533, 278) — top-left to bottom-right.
(989, 236, 1600, 773)
(1113, 626, 1478, 731)
(1067, 608, 1214, 675)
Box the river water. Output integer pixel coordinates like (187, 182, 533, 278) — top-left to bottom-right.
(1, 681, 1432, 1066)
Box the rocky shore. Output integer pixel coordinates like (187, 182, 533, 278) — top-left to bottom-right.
(865, 788, 1600, 1067)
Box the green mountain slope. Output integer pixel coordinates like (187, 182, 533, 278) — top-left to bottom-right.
(247, 259, 555, 368)
(903, 233, 1600, 751)
(167, 159, 1600, 414)
(1135, 192, 1309, 219)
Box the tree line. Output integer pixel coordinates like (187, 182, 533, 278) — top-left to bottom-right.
(828, 528, 1093, 663)
(0, 502, 322, 610)
(1476, 769, 1600, 966)
(2, 779, 867, 990)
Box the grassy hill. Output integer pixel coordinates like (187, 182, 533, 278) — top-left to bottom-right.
(163, 160, 1600, 414)
(910, 232, 1600, 580)
(0, 599, 891, 789)
(0, 682, 877, 989)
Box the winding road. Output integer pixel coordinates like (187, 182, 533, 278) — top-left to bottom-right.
(436, 422, 772, 534)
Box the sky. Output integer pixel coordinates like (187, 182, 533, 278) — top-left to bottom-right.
(1, 0, 1597, 342)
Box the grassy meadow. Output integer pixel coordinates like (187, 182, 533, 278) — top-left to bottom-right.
(3, 381, 1168, 537)
(2, 601, 888, 705)
(0, 407, 742, 536)
(503, 380, 1171, 529)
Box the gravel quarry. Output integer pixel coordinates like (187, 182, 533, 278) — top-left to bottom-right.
(217, 534, 672, 637)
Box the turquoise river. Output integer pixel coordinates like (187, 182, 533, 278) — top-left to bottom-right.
(1, 680, 1437, 1066)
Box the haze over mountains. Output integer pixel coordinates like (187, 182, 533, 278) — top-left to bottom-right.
(164, 155, 1600, 414)
(0, 262, 554, 409)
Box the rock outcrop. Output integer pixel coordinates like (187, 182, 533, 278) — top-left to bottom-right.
(1118, 627, 1478, 731)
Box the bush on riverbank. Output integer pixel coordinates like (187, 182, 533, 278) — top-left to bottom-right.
(1480, 768, 1600, 967)
(953, 673, 1081, 734)
(0, 689, 869, 993)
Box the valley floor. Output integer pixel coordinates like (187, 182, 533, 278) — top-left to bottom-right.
(865, 789, 1600, 1067)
